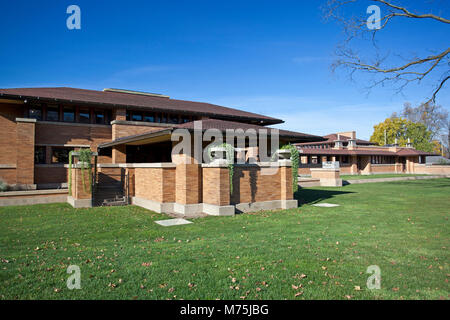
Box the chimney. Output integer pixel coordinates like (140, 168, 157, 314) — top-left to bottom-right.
(334, 134, 343, 149)
(406, 138, 413, 148)
(393, 138, 399, 147)
(348, 138, 357, 149)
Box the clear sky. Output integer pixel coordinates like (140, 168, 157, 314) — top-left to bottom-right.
(0, 0, 448, 140)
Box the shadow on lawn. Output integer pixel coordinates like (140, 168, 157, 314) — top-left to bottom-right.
(295, 188, 354, 205)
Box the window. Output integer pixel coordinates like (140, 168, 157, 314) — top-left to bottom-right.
(168, 114, 179, 124)
(160, 114, 167, 123)
(144, 113, 155, 122)
(35, 146, 46, 164)
(341, 155, 349, 164)
(63, 107, 75, 122)
(95, 111, 105, 124)
(182, 117, 190, 123)
(126, 110, 131, 121)
(51, 147, 72, 164)
(46, 105, 60, 121)
(79, 109, 90, 123)
(132, 112, 143, 121)
(29, 107, 42, 120)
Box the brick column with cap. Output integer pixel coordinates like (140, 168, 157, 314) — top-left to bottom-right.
(15, 118, 36, 187)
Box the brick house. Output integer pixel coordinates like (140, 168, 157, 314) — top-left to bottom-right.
(0, 87, 325, 214)
(295, 131, 436, 175)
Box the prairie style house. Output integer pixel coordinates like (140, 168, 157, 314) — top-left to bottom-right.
(295, 131, 434, 175)
(0, 87, 322, 190)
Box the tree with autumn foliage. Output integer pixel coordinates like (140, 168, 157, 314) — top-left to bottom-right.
(370, 117, 433, 152)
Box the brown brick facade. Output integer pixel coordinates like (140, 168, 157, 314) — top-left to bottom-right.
(231, 165, 283, 204)
(202, 167, 230, 206)
(176, 163, 202, 204)
(134, 167, 176, 203)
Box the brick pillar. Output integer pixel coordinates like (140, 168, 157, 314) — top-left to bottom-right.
(16, 118, 36, 187)
(114, 108, 126, 121)
(350, 155, 358, 175)
(280, 164, 293, 201)
(175, 162, 201, 204)
(112, 145, 126, 164)
(278, 159, 298, 209)
(202, 160, 234, 215)
(67, 166, 92, 208)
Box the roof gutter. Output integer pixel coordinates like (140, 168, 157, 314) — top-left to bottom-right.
(98, 128, 173, 149)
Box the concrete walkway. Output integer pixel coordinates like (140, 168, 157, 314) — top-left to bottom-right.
(344, 175, 449, 184)
(299, 174, 449, 188)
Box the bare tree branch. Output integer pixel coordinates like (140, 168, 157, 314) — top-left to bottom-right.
(373, 0, 450, 24)
(324, 0, 450, 102)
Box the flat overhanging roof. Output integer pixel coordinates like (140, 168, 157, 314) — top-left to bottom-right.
(98, 119, 324, 149)
(99, 129, 173, 148)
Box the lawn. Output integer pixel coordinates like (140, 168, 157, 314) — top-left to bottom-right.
(340, 173, 429, 180)
(0, 179, 449, 300)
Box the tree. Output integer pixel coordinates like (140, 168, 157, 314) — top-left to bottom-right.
(324, 0, 450, 103)
(398, 102, 449, 140)
(370, 117, 433, 152)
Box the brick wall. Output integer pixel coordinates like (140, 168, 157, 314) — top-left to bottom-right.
(134, 167, 176, 203)
(414, 164, 450, 175)
(231, 165, 282, 204)
(176, 164, 202, 204)
(35, 166, 67, 184)
(35, 122, 111, 152)
(112, 123, 163, 140)
(69, 167, 92, 199)
(0, 104, 22, 184)
(16, 120, 35, 185)
(370, 164, 396, 173)
(202, 167, 230, 206)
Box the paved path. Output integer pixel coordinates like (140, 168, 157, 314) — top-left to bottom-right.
(345, 175, 449, 184)
(299, 175, 449, 188)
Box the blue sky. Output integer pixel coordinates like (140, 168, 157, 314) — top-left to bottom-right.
(0, 0, 448, 140)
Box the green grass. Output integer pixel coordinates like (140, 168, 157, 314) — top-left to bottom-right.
(0, 179, 449, 300)
(341, 173, 429, 180)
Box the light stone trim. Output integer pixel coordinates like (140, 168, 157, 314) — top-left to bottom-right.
(110, 120, 174, 128)
(0, 194, 67, 207)
(173, 203, 204, 216)
(15, 117, 37, 123)
(36, 121, 110, 128)
(133, 198, 297, 216)
(202, 203, 235, 216)
(132, 197, 174, 213)
(67, 196, 92, 208)
(235, 199, 298, 213)
(0, 189, 67, 197)
(97, 163, 176, 168)
(0, 164, 16, 169)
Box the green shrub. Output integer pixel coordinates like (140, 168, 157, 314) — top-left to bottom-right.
(281, 144, 299, 193)
(0, 179, 8, 192)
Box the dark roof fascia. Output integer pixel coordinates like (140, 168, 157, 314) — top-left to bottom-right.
(98, 128, 173, 148)
(0, 92, 283, 125)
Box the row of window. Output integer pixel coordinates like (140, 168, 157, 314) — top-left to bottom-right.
(302, 144, 333, 149)
(125, 110, 194, 124)
(370, 156, 396, 164)
(28, 105, 111, 124)
(300, 155, 350, 165)
(35, 146, 73, 164)
(27, 105, 197, 125)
